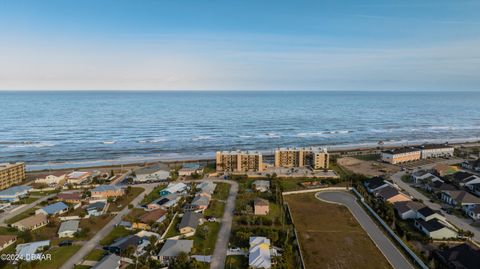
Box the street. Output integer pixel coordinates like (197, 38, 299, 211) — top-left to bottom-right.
(316, 191, 414, 269)
(0, 193, 55, 226)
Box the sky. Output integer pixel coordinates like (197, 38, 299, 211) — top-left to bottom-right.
(0, 0, 479, 91)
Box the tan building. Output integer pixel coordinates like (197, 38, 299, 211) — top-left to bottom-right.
(274, 147, 329, 170)
(381, 148, 421, 164)
(254, 198, 270, 215)
(216, 151, 263, 172)
(91, 185, 125, 199)
(0, 235, 17, 251)
(12, 214, 49, 231)
(0, 162, 26, 190)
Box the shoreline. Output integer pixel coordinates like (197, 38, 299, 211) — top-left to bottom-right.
(24, 137, 480, 172)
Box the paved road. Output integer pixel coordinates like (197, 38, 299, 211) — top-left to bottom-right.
(60, 184, 155, 269)
(389, 159, 480, 242)
(210, 179, 239, 269)
(0, 193, 56, 226)
(316, 191, 414, 269)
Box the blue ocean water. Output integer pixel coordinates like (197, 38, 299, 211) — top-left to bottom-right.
(1, 91, 480, 169)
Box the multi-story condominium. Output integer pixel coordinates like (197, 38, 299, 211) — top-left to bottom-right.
(274, 147, 329, 170)
(216, 151, 263, 172)
(381, 148, 421, 164)
(0, 162, 26, 190)
(418, 144, 454, 159)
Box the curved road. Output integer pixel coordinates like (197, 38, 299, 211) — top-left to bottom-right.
(316, 191, 414, 269)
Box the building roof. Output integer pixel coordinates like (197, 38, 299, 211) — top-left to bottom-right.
(158, 239, 193, 257)
(451, 172, 475, 182)
(178, 212, 201, 230)
(13, 213, 48, 228)
(92, 254, 121, 269)
(57, 192, 82, 201)
(249, 236, 271, 269)
(87, 201, 107, 211)
(135, 164, 168, 175)
(151, 193, 180, 206)
(0, 235, 16, 246)
(382, 147, 420, 155)
(182, 163, 200, 170)
(109, 235, 143, 251)
(443, 190, 480, 204)
(0, 186, 32, 196)
(364, 177, 387, 190)
(418, 144, 453, 150)
(253, 180, 270, 188)
(139, 208, 167, 223)
(92, 185, 122, 193)
(394, 201, 425, 215)
(375, 186, 399, 200)
(254, 198, 269, 206)
(434, 243, 480, 269)
(67, 171, 90, 179)
(417, 218, 447, 232)
(427, 181, 457, 191)
(163, 183, 187, 194)
(58, 220, 79, 234)
(16, 240, 50, 260)
(417, 206, 437, 218)
(40, 202, 68, 214)
(191, 195, 210, 207)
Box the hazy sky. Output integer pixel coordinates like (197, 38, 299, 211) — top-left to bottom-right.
(1, 0, 480, 91)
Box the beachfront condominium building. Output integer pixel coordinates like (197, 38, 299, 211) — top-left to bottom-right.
(418, 144, 454, 159)
(381, 148, 421, 164)
(274, 147, 329, 170)
(0, 162, 26, 190)
(216, 151, 263, 172)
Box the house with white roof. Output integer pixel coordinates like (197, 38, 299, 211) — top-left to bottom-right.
(15, 240, 50, 262)
(58, 220, 80, 238)
(134, 165, 170, 182)
(92, 254, 121, 269)
(252, 180, 270, 192)
(66, 171, 92, 184)
(178, 163, 202, 176)
(249, 236, 271, 269)
(34, 172, 66, 185)
(159, 182, 188, 196)
(0, 186, 32, 202)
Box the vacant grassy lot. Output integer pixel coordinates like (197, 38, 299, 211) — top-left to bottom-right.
(84, 249, 106, 261)
(285, 193, 391, 269)
(204, 200, 225, 218)
(140, 185, 166, 205)
(35, 245, 82, 269)
(99, 226, 131, 246)
(5, 207, 39, 224)
(212, 183, 230, 200)
(192, 222, 220, 255)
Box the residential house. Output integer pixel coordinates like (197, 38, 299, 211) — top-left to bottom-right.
(12, 214, 49, 231)
(157, 239, 193, 264)
(467, 205, 480, 220)
(134, 165, 170, 183)
(86, 201, 107, 216)
(254, 198, 270, 216)
(191, 195, 210, 212)
(462, 175, 480, 195)
(381, 148, 421, 164)
(424, 181, 456, 193)
(414, 218, 458, 239)
(36, 202, 69, 216)
(252, 180, 270, 192)
(34, 172, 66, 185)
(412, 171, 443, 185)
(249, 236, 271, 269)
(0, 235, 17, 251)
(393, 201, 425, 220)
(178, 212, 202, 234)
(134, 208, 168, 230)
(374, 186, 411, 203)
(58, 220, 80, 238)
(66, 171, 92, 184)
(0, 186, 32, 202)
(196, 181, 217, 197)
(92, 254, 121, 269)
(364, 177, 389, 193)
(15, 240, 50, 262)
(57, 191, 83, 204)
(416, 207, 446, 222)
(450, 172, 475, 187)
(104, 235, 147, 255)
(432, 163, 459, 177)
(433, 243, 480, 269)
(462, 159, 480, 172)
(91, 185, 125, 199)
(159, 183, 188, 196)
(441, 190, 480, 212)
(178, 163, 203, 177)
(146, 193, 181, 210)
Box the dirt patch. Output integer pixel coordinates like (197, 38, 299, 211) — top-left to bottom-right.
(337, 157, 399, 177)
(285, 193, 392, 269)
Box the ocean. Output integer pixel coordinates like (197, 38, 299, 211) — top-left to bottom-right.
(1, 91, 480, 170)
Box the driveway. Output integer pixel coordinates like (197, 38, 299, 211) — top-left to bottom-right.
(316, 191, 414, 269)
(209, 179, 239, 269)
(390, 166, 480, 243)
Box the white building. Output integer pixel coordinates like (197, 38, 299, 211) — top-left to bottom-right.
(34, 172, 66, 185)
(134, 165, 170, 182)
(15, 240, 50, 262)
(249, 236, 271, 269)
(58, 220, 80, 238)
(66, 171, 91, 184)
(418, 144, 454, 159)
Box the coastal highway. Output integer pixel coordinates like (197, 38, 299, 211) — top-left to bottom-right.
(316, 191, 414, 269)
(60, 183, 155, 269)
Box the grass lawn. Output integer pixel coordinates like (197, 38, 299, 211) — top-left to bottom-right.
(140, 185, 166, 205)
(164, 215, 181, 238)
(0, 226, 20, 236)
(204, 200, 225, 218)
(73, 265, 92, 269)
(225, 255, 248, 269)
(80, 214, 115, 240)
(35, 245, 81, 269)
(212, 183, 230, 200)
(84, 249, 106, 261)
(192, 222, 220, 255)
(99, 226, 132, 246)
(108, 187, 144, 212)
(5, 207, 39, 224)
(285, 193, 392, 269)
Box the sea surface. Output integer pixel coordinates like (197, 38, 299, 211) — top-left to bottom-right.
(1, 91, 480, 170)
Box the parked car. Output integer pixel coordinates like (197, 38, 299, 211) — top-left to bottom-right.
(59, 240, 73, 247)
